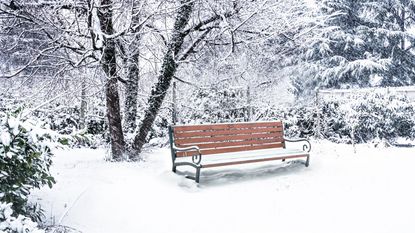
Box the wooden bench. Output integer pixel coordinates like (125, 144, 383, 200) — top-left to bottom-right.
(168, 121, 311, 183)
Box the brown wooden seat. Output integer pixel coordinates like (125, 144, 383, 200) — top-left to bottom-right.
(168, 121, 311, 183)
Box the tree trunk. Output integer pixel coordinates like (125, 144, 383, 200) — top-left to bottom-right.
(124, 1, 143, 134)
(172, 81, 178, 124)
(131, 0, 194, 158)
(79, 77, 87, 129)
(124, 49, 140, 133)
(98, 0, 125, 160)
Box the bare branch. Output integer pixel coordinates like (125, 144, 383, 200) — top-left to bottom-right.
(0, 47, 56, 79)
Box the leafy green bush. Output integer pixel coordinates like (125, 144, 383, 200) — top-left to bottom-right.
(0, 111, 57, 220)
(0, 202, 43, 233)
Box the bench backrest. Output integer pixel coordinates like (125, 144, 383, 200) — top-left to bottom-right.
(171, 121, 285, 157)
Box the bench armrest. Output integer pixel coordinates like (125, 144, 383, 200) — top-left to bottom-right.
(172, 145, 202, 165)
(284, 138, 311, 153)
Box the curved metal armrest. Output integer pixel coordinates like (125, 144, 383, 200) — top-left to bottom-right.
(173, 145, 200, 152)
(172, 145, 202, 165)
(284, 137, 311, 153)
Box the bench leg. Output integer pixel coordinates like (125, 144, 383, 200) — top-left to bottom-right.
(173, 162, 201, 183)
(195, 167, 201, 183)
(305, 155, 310, 167)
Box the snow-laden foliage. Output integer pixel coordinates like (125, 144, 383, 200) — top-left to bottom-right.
(175, 85, 415, 143)
(0, 110, 58, 220)
(0, 202, 43, 233)
(168, 81, 415, 144)
(293, 0, 415, 97)
(283, 92, 415, 143)
(179, 86, 249, 124)
(342, 93, 415, 143)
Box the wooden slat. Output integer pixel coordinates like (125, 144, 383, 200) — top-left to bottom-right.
(174, 126, 283, 139)
(202, 154, 308, 168)
(176, 143, 284, 157)
(175, 132, 283, 145)
(203, 143, 285, 154)
(173, 121, 282, 132)
(178, 138, 283, 149)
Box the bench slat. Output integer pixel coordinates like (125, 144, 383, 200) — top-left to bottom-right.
(175, 132, 283, 145)
(177, 138, 283, 149)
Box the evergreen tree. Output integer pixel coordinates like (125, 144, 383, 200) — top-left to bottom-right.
(365, 0, 415, 86)
(294, 0, 415, 97)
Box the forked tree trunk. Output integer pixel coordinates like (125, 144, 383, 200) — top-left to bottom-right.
(98, 0, 125, 160)
(131, 0, 194, 158)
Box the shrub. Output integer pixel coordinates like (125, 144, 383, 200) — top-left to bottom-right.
(347, 93, 415, 142)
(180, 87, 248, 124)
(0, 111, 57, 220)
(279, 92, 415, 143)
(31, 103, 106, 148)
(248, 92, 415, 143)
(0, 202, 44, 233)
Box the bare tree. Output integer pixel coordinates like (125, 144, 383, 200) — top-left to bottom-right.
(131, 0, 245, 157)
(1, 0, 299, 161)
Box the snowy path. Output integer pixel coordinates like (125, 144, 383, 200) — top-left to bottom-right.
(31, 142, 415, 233)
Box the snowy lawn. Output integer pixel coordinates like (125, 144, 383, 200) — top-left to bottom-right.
(32, 141, 415, 233)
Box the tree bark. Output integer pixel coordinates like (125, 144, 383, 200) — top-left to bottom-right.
(123, 3, 142, 133)
(98, 0, 125, 160)
(124, 47, 140, 133)
(79, 76, 87, 129)
(131, 0, 194, 158)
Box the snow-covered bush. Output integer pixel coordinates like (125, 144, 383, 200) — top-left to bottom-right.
(346, 94, 415, 143)
(179, 87, 248, 124)
(30, 105, 100, 148)
(32, 105, 80, 135)
(85, 116, 106, 135)
(0, 202, 43, 233)
(319, 102, 350, 143)
(250, 92, 415, 143)
(253, 105, 316, 138)
(315, 93, 415, 143)
(0, 111, 57, 219)
(154, 83, 414, 145)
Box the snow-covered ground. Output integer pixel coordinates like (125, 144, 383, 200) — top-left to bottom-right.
(31, 141, 415, 233)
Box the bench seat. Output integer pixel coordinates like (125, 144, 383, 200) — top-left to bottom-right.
(176, 148, 308, 168)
